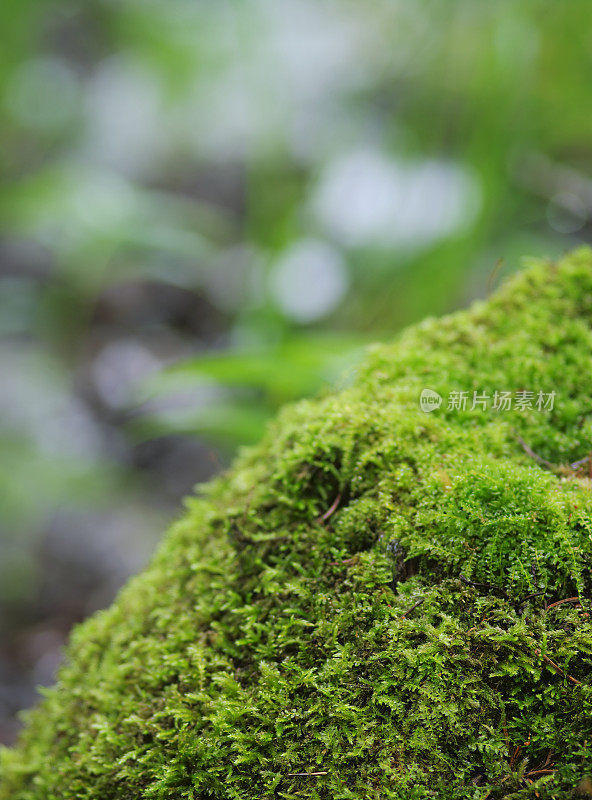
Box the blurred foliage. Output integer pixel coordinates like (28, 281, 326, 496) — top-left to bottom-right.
(136, 334, 365, 444)
(1, 0, 592, 742)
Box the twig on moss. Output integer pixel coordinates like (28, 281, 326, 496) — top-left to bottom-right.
(570, 454, 592, 471)
(501, 722, 510, 756)
(487, 256, 505, 292)
(509, 744, 521, 770)
(459, 575, 509, 598)
(400, 597, 425, 618)
(514, 433, 557, 470)
(328, 556, 358, 566)
(534, 647, 581, 685)
(516, 590, 546, 615)
(317, 493, 342, 523)
(518, 590, 546, 604)
(518, 737, 554, 796)
(287, 771, 328, 777)
(544, 596, 581, 612)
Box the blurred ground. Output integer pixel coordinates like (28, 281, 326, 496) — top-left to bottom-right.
(1, 0, 592, 744)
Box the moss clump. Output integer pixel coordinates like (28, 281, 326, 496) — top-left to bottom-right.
(3, 250, 592, 799)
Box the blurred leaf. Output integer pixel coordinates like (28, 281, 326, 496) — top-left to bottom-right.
(134, 335, 367, 446)
(130, 399, 272, 447)
(168, 335, 366, 397)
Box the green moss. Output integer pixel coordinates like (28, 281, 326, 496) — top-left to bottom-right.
(3, 249, 592, 799)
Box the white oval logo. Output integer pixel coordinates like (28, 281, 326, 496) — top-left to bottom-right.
(420, 388, 442, 413)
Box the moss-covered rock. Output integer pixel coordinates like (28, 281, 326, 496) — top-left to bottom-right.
(3, 249, 592, 799)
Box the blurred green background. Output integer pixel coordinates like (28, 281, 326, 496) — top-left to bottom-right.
(1, 0, 591, 743)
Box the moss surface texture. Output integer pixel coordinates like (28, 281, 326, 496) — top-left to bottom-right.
(4, 250, 592, 799)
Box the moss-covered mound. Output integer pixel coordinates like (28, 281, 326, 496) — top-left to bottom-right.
(4, 250, 592, 799)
